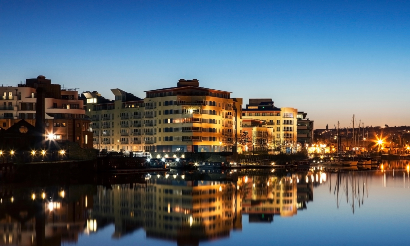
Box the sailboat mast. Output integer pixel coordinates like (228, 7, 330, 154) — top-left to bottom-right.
(352, 114, 355, 147)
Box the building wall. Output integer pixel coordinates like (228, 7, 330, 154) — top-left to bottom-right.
(0, 76, 92, 149)
(242, 102, 298, 153)
(85, 80, 242, 153)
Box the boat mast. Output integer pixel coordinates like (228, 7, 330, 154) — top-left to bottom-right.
(337, 121, 340, 153)
(352, 114, 355, 148)
(358, 120, 361, 148)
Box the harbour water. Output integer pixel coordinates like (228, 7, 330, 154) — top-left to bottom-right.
(1, 160, 410, 246)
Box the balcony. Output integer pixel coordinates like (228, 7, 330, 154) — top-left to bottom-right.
(145, 105, 156, 109)
(120, 140, 129, 144)
(133, 132, 142, 136)
(297, 125, 308, 130)
(102, 125, 111, 129)
(145, 114, 155, 118)
(0, 106, 14, 110)
(145, 132, 155, 135)
(132, 140, 142, 144)
(133, 124, 142, 127)
(145, 139, 156, 144)
(120, 124, 129, 128)
(145, 123, 156, 127)
(102, 141, 111, 144)
(177, 102, 205, 106)
(102, 117, 111, 120)
(132, 115, 142, 119)
(121, 132, 129, 136)
(0, 96, 15, 100)
(121, 115, 129, 120)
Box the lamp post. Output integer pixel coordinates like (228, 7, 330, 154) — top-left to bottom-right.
(41, 150, 46, 161)
(10, 150, 14, 163)
(31, 150, 36, 162)
(59, 150, 66, 160)
(377, 139, 383, 156)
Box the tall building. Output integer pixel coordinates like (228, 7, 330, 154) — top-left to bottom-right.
(241, 99, 298, 153)
(0, 75, 92, 149)
(84, 79, 242, 153)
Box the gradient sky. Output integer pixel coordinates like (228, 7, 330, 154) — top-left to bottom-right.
(1, 0, 409, 128)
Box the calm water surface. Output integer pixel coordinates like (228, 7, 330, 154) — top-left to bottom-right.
(2, 160, 410, 246)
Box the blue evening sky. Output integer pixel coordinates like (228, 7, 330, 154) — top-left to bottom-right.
(1, 0, 409, 128)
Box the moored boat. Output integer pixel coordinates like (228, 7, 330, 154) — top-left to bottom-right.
(197, 161, 225, 170)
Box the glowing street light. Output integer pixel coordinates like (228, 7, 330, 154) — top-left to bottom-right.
(47, 133, 55, 140)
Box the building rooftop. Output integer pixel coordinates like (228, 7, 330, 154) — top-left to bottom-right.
(145, 79, 232, 94)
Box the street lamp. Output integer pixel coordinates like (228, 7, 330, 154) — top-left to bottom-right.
(41, 150, 46, 160)
(59, 150, 66, 160)
(377, 139, 383, 155)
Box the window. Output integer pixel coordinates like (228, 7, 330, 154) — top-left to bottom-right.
(283, 113, 294, 118)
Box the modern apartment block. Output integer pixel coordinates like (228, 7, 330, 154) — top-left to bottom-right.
(297, 111, 314, 146)
(83, 89, 145, 153)
(0, 75, 92, 149)
(84, 79, 242, 153)
(241, 99, 298, 153)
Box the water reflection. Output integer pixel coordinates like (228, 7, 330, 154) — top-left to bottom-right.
(92, 172, 242, 244)
(3, 160, 410, 245)
(89, 170, 318, 244)
(0, 185, 94, 245)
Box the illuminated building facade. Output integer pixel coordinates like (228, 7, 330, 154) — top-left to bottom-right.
(83, 90, 145, 152)
(241, 99, 298, 153)
(0, 75, 92, 149)
(144, 79, 242, 152)
(84, 79, 242, 153)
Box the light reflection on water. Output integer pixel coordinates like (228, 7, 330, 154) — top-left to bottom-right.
(2, 160, 410, 246)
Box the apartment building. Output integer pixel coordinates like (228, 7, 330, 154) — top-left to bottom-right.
(84, 79, 242, 153)
(297, 111, 314, 146)
(83, 89, 145, 152)
(241, 99, 298, 153)
(144, 79, 242, 153)
(0, 75, 92, 149)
